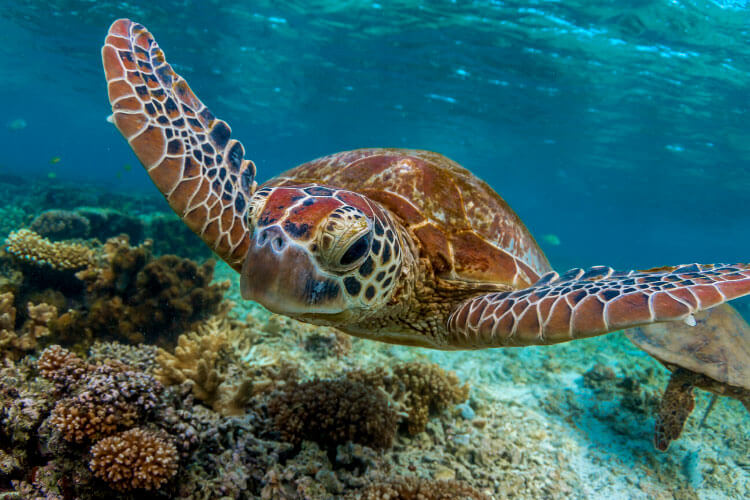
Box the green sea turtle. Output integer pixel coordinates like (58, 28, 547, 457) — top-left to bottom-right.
(102, 19, 750, 350)
(627, 303, 750, 451)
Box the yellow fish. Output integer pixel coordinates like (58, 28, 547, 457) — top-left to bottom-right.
(50, 157, 61, 164)
(123, 164, 133, 172)
(47, 172, 57, 179)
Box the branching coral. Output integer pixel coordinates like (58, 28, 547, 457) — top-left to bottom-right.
(156, 318, 228, 408)
(49, 234, 230, 346)
(347, 362, 470, 435)
(350, 476, 490, 500)
(0, 291, 16, 352)
(89, 427, 178, 491)
(4, 229, 93, 271)
(156, 317, 292, 416)
(268, 378, 399, 453)
(0, 294, 58, 360)
(40, 346, 164, 443)
(37, 344, 91, 391)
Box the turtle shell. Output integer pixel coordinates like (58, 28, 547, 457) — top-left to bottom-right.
(626, 303, 750, 390)
(268, 148, 552, 288)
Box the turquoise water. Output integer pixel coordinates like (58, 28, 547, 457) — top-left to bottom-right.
(1, 2, 750, 498)
(3, 0, 750, 270)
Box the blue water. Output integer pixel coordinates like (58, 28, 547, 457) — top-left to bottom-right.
(2, 0, 750, 271)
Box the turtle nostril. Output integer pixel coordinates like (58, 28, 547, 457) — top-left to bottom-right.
(272, 236, 285, 252)
(256, 227, 286, 252)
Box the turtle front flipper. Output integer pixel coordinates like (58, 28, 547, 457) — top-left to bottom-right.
(448, 263, 750, 348)
(102, 19, 256, 270)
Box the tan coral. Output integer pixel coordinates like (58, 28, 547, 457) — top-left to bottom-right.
(15, 302, 57, 352)
(0, 292, 16, 352)
(155, 317, 228, 409)
(89, 427, 178, 491)
(4, 229, 94, 271)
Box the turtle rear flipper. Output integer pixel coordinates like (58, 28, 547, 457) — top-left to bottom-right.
(448, 263, 750, 347)
(654, 368, 698, 451)
(102, 19, 256, 270)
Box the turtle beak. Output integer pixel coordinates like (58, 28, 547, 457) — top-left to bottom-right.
(240, 226, 345, 315)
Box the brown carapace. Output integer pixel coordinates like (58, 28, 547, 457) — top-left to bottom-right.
(103, 19, 750, 350)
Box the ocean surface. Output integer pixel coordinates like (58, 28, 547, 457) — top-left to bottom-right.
(1, 1, 749, 499)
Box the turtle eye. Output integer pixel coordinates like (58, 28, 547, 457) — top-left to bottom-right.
(339, 232, 372, 267)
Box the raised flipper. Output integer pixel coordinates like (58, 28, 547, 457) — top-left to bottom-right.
(102, 19, 256, 270)
(448, 264, 750, 348)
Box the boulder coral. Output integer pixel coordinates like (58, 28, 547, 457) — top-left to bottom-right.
(268, 378, 400, 453)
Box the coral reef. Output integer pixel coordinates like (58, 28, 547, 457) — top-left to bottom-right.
(4, 228, 93, 271)
(347, 362, 470, 435)
(30, 209, 91, 241)
(268, 378, 400, 454)
(0, 293, 58, 361)
(43, 348, 163, 443)
(43, 234, 230, 346)
(156, 318, 229, 410)
(89, 427, 179, 491)
(349, 476, 490, 500)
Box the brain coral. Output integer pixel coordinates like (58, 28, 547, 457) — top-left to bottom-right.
(4, 229, 93, 271)
(29, 210, 91, 240)
(89, 427, 178, 491)
(268, 378, 399, 453)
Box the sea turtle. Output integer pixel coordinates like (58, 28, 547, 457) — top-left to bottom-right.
(626, 303, 750, 451)
(101, 19, 750, 350)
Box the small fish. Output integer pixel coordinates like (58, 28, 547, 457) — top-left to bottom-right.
(123, 164, 132, 172)
(50, 157, 61, 164)
(47, 172, 57, 179)
(542, 234, 561, 246)
(7, 118, 27, 130)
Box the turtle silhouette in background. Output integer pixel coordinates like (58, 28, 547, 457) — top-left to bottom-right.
(102, 19, 750, 350)
(627, 303, 750, 451)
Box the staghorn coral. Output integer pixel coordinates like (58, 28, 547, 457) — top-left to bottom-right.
(347, 362, 470, 435)
(350, 476, 490, 500)
(268, 378, 399, 453)
(4, 228, 93, 271)
(89, 427, 178, 491)
(30, 209, 91, 241)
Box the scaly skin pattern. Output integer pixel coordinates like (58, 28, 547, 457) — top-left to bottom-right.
(448, 264, 750, 348)
(102, 19, 256, 270)
(102, 19, 750, 350)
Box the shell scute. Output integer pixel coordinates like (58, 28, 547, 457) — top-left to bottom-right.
(274, 148, 552, 287)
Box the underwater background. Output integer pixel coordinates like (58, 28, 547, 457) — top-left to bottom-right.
(1, 0, 749, 499)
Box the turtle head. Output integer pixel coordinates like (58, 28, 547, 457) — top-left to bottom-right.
(240, 185, 403, 321)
